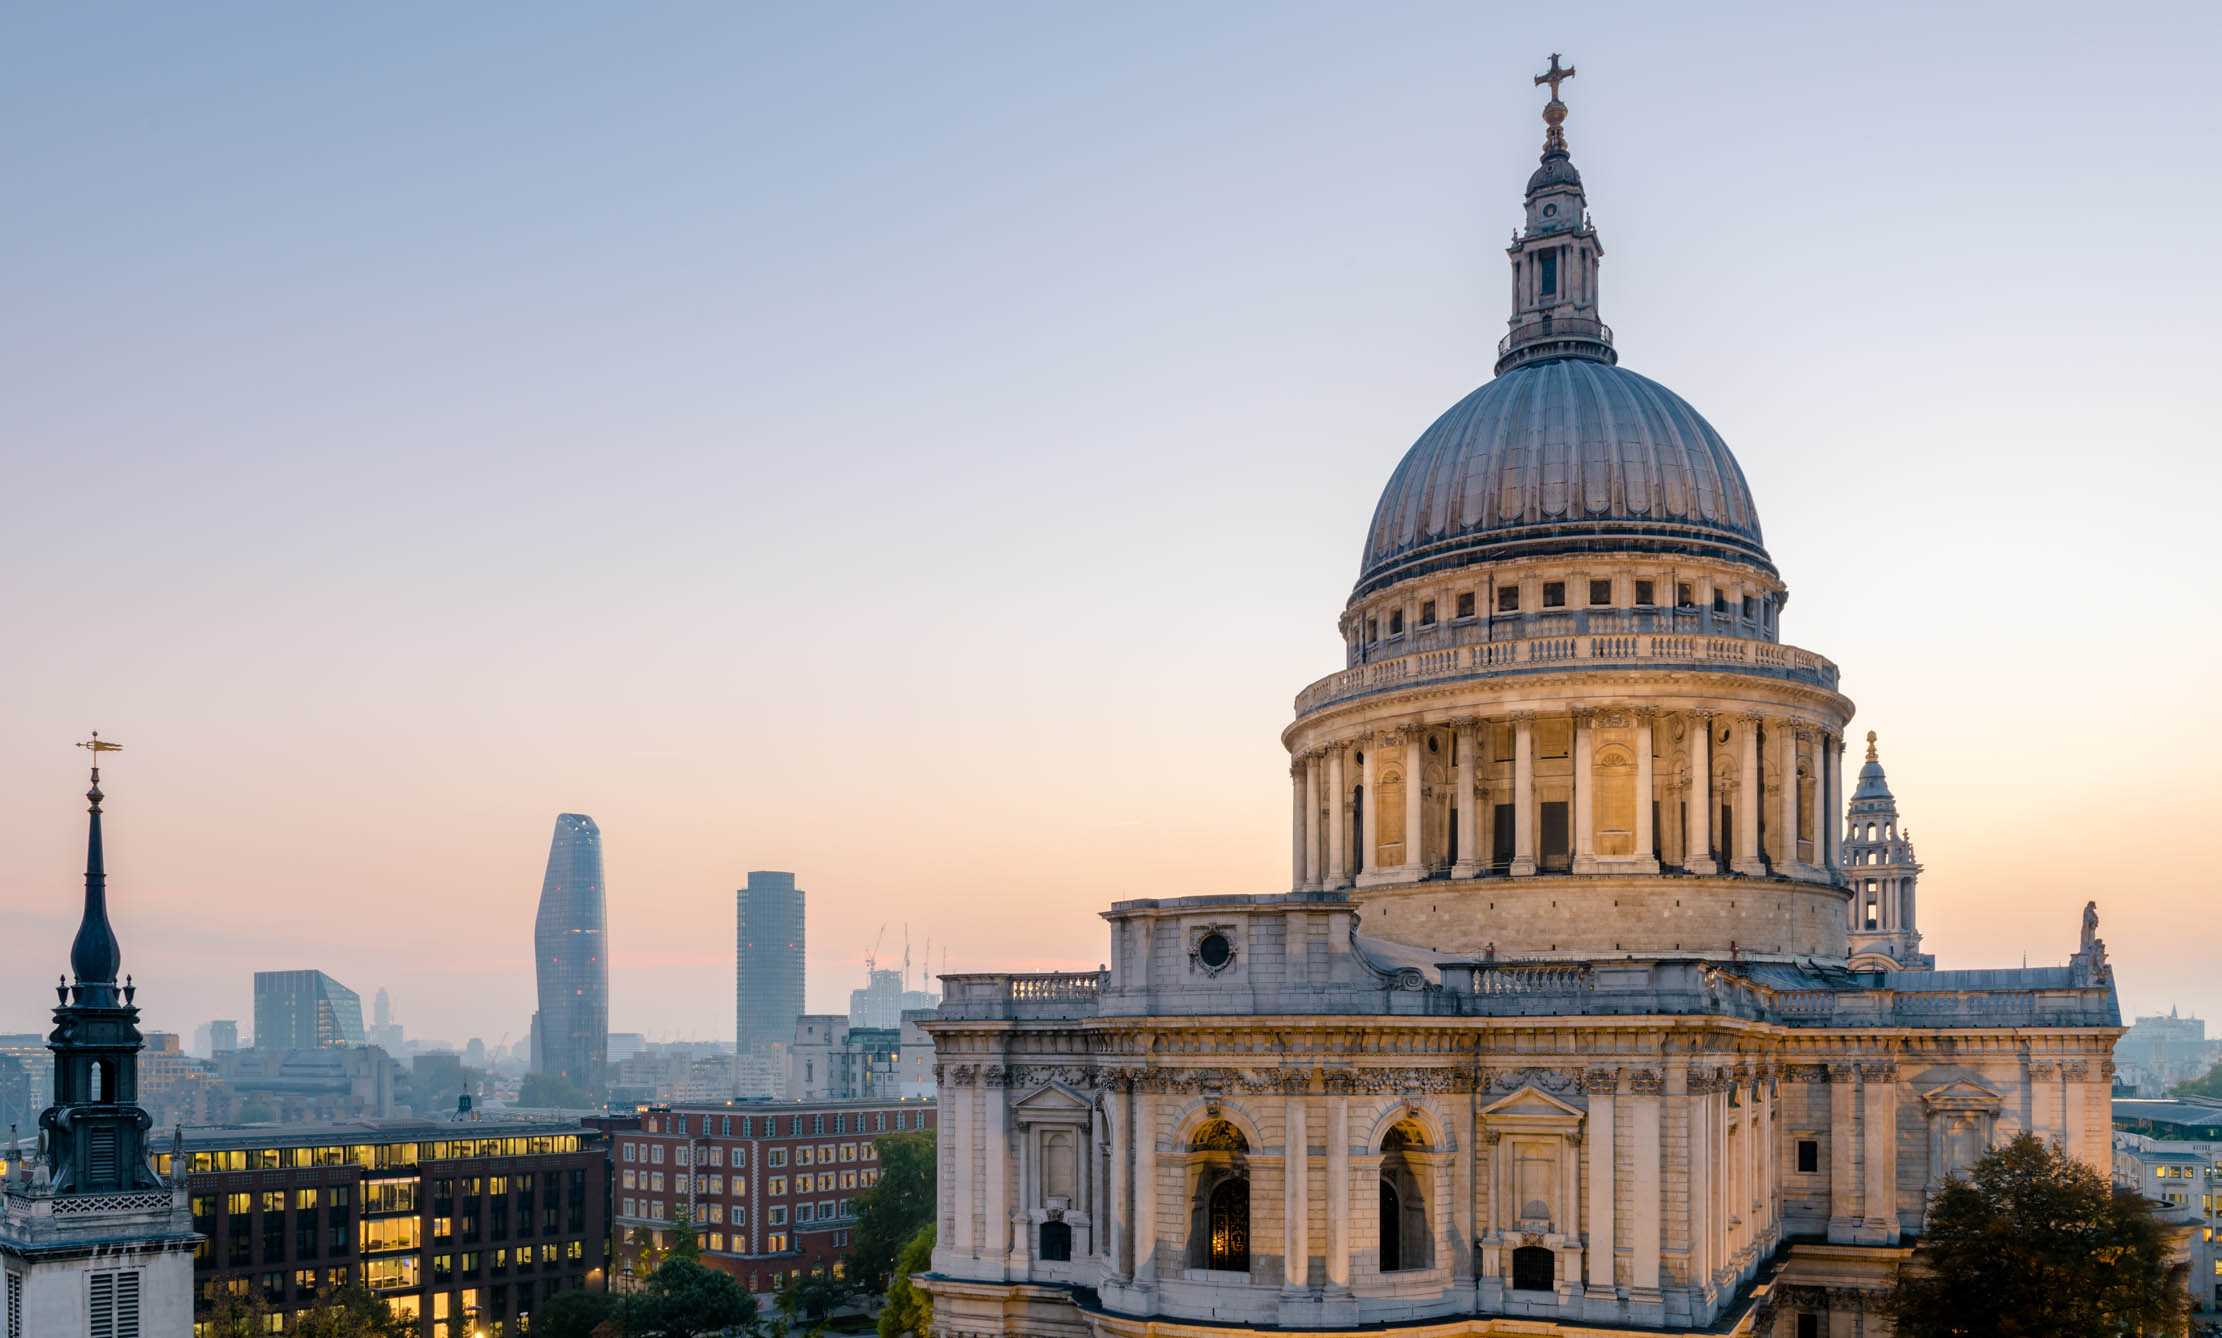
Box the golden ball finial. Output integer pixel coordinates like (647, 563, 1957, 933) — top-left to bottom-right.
(1864, 730, 1878, 762)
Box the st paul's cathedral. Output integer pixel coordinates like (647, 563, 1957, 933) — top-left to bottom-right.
(919, 57, 2121, 1338)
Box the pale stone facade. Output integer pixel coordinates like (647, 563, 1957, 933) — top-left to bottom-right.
(919, 63, 2123, 1338)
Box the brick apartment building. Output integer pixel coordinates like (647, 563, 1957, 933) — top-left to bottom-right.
(614, 1098, 934, 1295)
(160, 1117, 609, 1337)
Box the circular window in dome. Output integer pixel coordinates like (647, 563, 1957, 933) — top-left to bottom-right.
(1195, 931, 1234, 973)
(1542, 203, 1557, 216)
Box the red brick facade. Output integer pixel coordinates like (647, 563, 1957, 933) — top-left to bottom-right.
(613, 1098, 934, 1295)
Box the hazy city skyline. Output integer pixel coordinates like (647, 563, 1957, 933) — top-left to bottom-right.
(6, 4, 2220, 1045)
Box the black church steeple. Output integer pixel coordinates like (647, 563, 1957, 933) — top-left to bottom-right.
(40, 735, 161, 1195)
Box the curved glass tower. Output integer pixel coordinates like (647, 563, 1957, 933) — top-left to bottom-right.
(532, 813, 608, 1095)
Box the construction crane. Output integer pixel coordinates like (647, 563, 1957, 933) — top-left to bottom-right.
(864, 923, 887, 976)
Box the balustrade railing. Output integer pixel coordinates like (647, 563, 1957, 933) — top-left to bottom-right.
(1297, 631, 1839, 714)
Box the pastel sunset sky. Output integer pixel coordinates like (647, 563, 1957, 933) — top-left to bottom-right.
(6, 3, 2218, 1047)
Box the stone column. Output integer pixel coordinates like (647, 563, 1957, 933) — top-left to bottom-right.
(1325, 1095, 1350, 1293)
(1571, 707, 1597, 872)
(2062, 1061, 2091, 1169)
(1291, 759, 1308, 893)
(1283, 1094, 1308, 1295)
(1630, 1070, 1663, 1300)
(1686, 709, 1716, 874)
(1634, 707, 1658, 869)
(1511, 714, 1538, 876)
(1011, 1120, 1033, 1270)
(1735, 714, 1764, 874)
(1586, 1071, 1616, 1290)
(1132, 1088, 1158, 1284)
(1327, 746, 1348, 889)
(1687, 1071, 1711, 1291)
(1819, 733, 1838, 877)
(984, 1070, 1011, 1268)
(1359, 743, 1380, 877)
(953, 1074, 976, 1257)
(1302, 753, 1322, 890)
(1403, 728, 1426, 877)
(1107, 1083, 1130, 1277)
(1826, 1063, 1859, 1243)
(1860, 1062, 1898, 1244)
(1453, 718, 1482, 877)
(1782, 726, 1807, 875)
(1092, 1100, 1113, 1267)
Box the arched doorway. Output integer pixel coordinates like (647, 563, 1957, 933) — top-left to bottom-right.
(1378, 1119, 1431, 1272)
(1186, 1118, 1251, 1273)
(1207, 1178, 1249, 1271)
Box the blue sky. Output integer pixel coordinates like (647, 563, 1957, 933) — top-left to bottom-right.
(5, 4, 2219, 1043)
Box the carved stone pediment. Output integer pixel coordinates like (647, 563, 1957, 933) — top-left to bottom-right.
(1478, 1084, 1585, 1134)
(1918, 1077, 2003, 1115)
(1013, 1080, 1094, 1122)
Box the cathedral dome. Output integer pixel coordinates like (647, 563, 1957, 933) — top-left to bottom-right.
(1353, 356, 1772, 599)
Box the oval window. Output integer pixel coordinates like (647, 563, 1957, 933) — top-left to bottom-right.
(1198, 932, 1232, 969)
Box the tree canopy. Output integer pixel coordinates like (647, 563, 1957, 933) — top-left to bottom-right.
(849, 1130, 935, 1289)
(518, 1071, 599, 1109)
(1883, 1132, 2185, 1338)
(2170, 1062, 2222, 1100)
(877, 1223, 936, 1338)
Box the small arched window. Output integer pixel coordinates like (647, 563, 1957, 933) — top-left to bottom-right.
(1511, 1243, 1555, 1292)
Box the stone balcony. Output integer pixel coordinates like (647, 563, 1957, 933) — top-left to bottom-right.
(1295, 628, 1839, 716)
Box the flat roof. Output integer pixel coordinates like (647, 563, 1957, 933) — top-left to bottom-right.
(180, 1117, 593, 1151)
(2112, 1098, 2222, 1131)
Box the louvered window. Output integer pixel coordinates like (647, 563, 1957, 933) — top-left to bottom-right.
(88, 1270, 140, 1338)
(87, 1128, 119, 1185)
(7, 1269, 22, 1338)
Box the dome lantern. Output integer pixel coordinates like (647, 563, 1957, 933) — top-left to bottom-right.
(1497, 54, 1615, 375)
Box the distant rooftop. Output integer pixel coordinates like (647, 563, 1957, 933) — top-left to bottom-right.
(179, 1115, 594, 1152)
(2113, 1097, 2222, 1138)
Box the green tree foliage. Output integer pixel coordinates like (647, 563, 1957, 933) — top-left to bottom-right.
(877, 1224, 935, 1338)
(534, 1287, 623, 1338)
(2170, 1063, 2222, 1100)
(1883, 1132, 2185, 1338)
(777, 1270, 854, 1325)
(666, 1204, 703, 1265)
(291, 1284, 416, 1338)
(626, 1255, 758, 1338)
(848, 1131, 935, 1288)
(201, 1290, 274, 1338)
(518, 1071, 598, 1109)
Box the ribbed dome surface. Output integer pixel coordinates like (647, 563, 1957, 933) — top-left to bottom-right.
(1355, 357, 1770, 599)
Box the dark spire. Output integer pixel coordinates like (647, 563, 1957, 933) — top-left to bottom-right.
(69, 734, 124, 1006)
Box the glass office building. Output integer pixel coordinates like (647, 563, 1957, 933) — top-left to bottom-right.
(736, 871, 805, 1056)
(253, 970, 367, 1051)
(532, 814, 608, 1095)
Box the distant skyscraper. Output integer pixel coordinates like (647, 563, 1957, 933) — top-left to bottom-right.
(252, 970, 365, 1050)
(374, 986, 392, 1027)
(532, 813, 608, 1095)
(209, 1019, 239, 1054)
(736, 871, 805, 1056)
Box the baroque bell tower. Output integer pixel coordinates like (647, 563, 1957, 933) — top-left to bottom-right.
(41, 739, 162, 1195)
(1, 737, 197, 1338)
